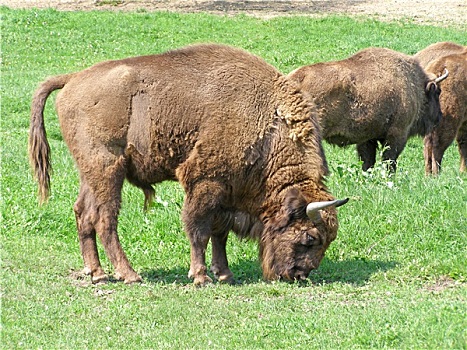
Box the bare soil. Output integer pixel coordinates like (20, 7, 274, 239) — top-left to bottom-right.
(2, 0, 466, 27)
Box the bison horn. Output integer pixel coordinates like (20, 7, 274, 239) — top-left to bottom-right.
(306, 198, 349, 220)
(434, 68, 449, 83)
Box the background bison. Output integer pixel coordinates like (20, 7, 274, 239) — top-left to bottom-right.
(29, 43, 347, 285)
(415, 42, 467, 175)
(288, 47, 447, 172)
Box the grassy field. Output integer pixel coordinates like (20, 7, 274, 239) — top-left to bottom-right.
(1, 6, 466, 349)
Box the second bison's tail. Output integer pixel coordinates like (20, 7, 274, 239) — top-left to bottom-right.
(29, 74, 73, 203)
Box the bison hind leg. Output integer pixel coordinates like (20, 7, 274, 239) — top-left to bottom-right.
(74, 181, 109, 284)
(75, 153, 142, 284)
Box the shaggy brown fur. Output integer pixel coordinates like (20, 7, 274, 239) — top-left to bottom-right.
(415, 41, 466, 68)
(415, 43, 467, 175)
(29, 43, 347, 285)
(287, 47, 445, 172)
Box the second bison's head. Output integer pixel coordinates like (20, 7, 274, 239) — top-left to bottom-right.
(260, 188, 348, 281)
(416, 68, 449, 135)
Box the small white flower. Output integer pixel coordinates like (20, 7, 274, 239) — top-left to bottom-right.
(156, 196, 169, 207)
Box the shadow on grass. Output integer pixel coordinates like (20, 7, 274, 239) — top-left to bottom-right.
(140, 257, 397, 286)
(140, 259, 262, 285)
(308, 257, 398, 286)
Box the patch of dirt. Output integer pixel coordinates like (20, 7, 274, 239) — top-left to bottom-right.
(68, 268, 92, 287)
(2, 0, 466, 27)
(423, 276, 464, 293)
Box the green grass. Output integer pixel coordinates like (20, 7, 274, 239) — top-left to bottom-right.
(1, 6, 466, 349)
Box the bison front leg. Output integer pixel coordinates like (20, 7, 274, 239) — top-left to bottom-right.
(382, 137, 409, 173)
(210, 232, 234, 284)
(183, 210, 213, 286)
(181, 181, 229, 286)
(429, 118, 460, 174)
(187, 233, 212, 286)
(424, 133, 436, 175)
(357, 140, 377, 171)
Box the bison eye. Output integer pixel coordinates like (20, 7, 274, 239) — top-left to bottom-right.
(300, 232, 316, 247)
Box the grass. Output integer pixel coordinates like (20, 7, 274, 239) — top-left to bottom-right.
(1, 6, 466, 349)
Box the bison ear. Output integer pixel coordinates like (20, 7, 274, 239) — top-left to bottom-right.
(425, 68, 449, 94)
(425, 81, 438, 95)
(273, 188, 308, 229)
(282, 188, 307, 224)
(284, 188, 308, 218)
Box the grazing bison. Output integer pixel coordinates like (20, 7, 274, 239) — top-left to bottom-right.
(29, 44, 348, 285)
(287, 47, 447, 172)
(415, 43, 467, 175)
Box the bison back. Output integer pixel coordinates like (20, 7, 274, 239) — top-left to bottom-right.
(54, 44, 317, 190)
(415, 41, 466, 68)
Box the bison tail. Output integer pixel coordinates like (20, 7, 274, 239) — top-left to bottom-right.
(29, 74, 72, 203)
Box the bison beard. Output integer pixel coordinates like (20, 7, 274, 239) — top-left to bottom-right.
(29, 43, 348, 285)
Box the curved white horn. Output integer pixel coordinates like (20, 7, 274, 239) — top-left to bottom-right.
(434, 68, 449, 83)
(306, 198, 349, 220)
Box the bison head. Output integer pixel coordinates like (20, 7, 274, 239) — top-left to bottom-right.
(260, 188, 348, 281)
(418, 68, 449, 135)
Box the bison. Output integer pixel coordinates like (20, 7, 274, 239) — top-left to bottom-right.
(287, 47, 448, 173)
(29, 43, 348, 285)
(415, 42, 467, 175)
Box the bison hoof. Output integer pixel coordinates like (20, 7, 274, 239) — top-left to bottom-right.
(123, 274, 143, 284)
(212, 269, 235, 284)
(114, 270, 142, 284)
(218, 275, 236, 285)
(193, 275, 213, 286)
(91, 274, 109, 284)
